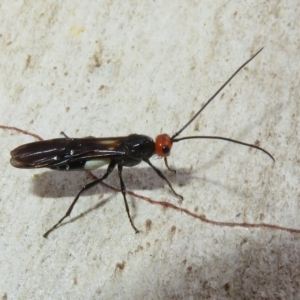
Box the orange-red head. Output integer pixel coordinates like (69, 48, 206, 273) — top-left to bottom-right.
(155, 134, 173, 157)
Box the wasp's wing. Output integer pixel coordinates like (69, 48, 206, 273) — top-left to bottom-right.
(10, 137, 128, 169)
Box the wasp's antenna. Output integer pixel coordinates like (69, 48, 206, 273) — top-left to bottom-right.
(171, 48, 264, 140)
(173, 135, 275, 162)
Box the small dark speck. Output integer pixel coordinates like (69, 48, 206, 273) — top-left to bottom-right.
(99, 85, 105, 90)
(93, 54, 101, 67)
(96, 288, 102, 295)
(135, 245, 143, 253)
(145, 219, 152, 231)
(171, 225, 176, 234)
(233, 11, 237, 16)
(2, 293, 8, 300)
(53, 66, 57, 70)
(116, 261, 126, 271)
(189, 110, 195, 119)
(187, 266, 192, 273)
(236, 213, 241, 217)
(240, 238, 248, 246)
(200, 213, 207, 220)
(65, 106, 70, 112)
(255, 139, 260, 147)
(224, 282, 230, 292)
(73, 278, 78, 285)
(25, 55, 31, 68)
(64, 71, 68, 76)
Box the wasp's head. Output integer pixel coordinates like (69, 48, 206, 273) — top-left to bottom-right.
(155, 134, 173, 157)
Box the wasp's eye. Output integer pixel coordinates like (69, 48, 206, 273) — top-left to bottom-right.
(162, 146, 170, 155)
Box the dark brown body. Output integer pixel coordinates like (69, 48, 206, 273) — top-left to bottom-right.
(10, 134, 155, 170)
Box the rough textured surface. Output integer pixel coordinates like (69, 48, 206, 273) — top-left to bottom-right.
(0, 1, 299, 299)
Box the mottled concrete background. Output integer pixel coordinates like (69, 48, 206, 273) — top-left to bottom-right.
(0, 1, 299, 299)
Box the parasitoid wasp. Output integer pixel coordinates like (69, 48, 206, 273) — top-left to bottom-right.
(10, 48, 274, 238)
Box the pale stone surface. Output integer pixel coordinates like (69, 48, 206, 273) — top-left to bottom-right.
(0, 1, 299, 299)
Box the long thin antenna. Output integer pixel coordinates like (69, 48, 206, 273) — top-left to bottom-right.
(171, 48, 264, 140)
(173, 135, 275, 162)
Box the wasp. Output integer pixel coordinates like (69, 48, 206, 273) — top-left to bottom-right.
(10, 48, 274, 238)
